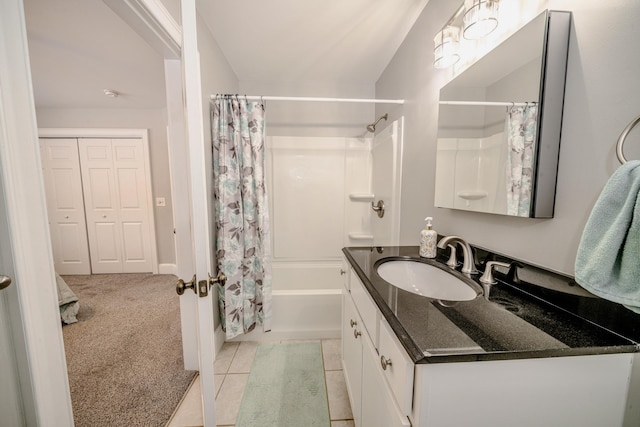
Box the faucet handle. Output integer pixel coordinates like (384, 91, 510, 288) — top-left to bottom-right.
(480, 261, 511, 285)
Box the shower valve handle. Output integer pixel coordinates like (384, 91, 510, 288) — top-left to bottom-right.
(371, 200, 385, 218)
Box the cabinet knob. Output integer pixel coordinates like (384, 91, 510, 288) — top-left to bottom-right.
(380, 355, 392, 370)
(350, 319, 357, 328)
(353, 329, 361, 339)
(340, 269, 347, 275)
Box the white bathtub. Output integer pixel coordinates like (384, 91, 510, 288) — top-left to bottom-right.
(224, 262, 343, 342)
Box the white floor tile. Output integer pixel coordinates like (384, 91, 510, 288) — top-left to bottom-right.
(214, 342, 239, 374)
(228, 341, 258, 374)
(325, 370, 353, 420)
(322, 339, 342, 371)
(167, 375, 203, 427)
(172, 340, 351, 427)
(215, 373, 249, 426)
(214, 374, 225, 398)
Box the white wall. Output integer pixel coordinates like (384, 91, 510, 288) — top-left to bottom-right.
(239, 80, 377, 137)
(35, 107, 176, 265)
(376, 0, 640, 274)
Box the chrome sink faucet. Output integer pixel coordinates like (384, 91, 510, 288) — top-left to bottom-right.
(437, 236, 479, 275)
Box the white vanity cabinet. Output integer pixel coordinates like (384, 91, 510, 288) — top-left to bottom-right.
(342, 256, 640, 427)
(341, 261, 411, 427)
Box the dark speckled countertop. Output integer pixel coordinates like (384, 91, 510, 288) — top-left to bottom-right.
(343, 245, 640, 364)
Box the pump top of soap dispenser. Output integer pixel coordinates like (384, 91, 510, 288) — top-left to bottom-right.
(425, 217, 433, 230)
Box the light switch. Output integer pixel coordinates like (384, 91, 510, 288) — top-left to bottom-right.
(156, 197, 166, 207)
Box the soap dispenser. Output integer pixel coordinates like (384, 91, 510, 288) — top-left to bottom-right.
(420, 217, 437, 258)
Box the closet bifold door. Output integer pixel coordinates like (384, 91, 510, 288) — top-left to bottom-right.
(39, 138, 91, 275)
(78, 138, 154, 274)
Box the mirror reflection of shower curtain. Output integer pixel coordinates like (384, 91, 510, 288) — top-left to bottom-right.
(211, 96, 272, 339)
(505, 105, 538, 217)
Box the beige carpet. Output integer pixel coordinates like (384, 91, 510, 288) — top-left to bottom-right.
(61, 273, 196, 427)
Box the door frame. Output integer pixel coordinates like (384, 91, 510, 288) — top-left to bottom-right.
(39, 128, 159, 274)
(0, 0, 74, 423)
(2, 0, 217, 423)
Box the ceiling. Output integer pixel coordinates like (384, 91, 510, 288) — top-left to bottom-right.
(198, 0, 429, 83)
(24, 0, 167, 109)
(24, 0, 429, 109)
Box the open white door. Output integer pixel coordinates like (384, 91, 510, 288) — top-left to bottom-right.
(0, 0, 75, 423)
(177, 0, 218, 425)
(103, 0, 218, 423)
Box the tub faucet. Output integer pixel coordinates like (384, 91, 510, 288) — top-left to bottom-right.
(437, 236, 478, 275)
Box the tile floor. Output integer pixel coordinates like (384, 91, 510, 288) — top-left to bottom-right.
(167, 339, 354, 427)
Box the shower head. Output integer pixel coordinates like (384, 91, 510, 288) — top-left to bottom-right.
(367, 113, 388, 133)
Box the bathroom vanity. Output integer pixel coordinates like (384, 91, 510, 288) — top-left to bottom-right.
(341, 245, 640, 427)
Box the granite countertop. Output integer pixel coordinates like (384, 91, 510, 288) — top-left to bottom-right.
(343, 245, 640, 364)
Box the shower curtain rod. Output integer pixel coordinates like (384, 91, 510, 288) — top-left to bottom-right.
(210, 95, 405, 104)
(439, 101, 537, 107)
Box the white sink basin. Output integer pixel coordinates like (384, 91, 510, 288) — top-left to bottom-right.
(376, 260, 478, 301)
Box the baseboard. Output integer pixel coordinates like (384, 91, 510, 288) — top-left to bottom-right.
(215, 324, 225, 356)
(158, 263, 177, 275)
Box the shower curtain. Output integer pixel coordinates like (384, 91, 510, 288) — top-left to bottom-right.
(505, 104, 538, 217)
(212, 95, 272, 339)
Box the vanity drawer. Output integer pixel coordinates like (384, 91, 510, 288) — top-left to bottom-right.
(349, 270, 378, 346)
(378, 318, 414, 416)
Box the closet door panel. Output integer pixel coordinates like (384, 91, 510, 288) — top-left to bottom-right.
(79, 138, 123, 273)
(92, 221, 122, 273)
(112, 139, 153, 272)
(39, 138, 90, 275)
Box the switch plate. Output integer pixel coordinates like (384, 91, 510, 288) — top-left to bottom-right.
(156, 197, 166, 207)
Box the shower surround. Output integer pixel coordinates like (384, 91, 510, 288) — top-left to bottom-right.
(230, 135, 373, 340)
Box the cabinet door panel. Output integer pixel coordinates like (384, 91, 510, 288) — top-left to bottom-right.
(379, 318, 414, 416)
(362, 333, 411, 427)
(350, 270, 378, 345)
(342, 292, 362, 427)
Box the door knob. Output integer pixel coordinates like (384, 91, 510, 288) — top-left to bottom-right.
(0, 275, 12, 291)
(176, 274, 196, 295)
(208, 271, 227, 289)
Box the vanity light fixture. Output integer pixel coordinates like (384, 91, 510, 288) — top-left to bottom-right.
(462, 0, 500, 40)
(433, 25, 461, 69)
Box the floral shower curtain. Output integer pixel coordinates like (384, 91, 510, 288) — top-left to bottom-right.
(212, 95, 272, 339)
(505, 104, 538, 217)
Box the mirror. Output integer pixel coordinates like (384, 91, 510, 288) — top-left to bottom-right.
(434, 10, 571, 218)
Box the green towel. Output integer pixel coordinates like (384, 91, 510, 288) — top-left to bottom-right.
(575, 160, 640, 313)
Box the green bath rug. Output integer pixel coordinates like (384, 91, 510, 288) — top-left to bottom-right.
(235, 342, 330, 427)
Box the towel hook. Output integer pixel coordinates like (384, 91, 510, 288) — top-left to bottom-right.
(616, 114, 640, 164)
